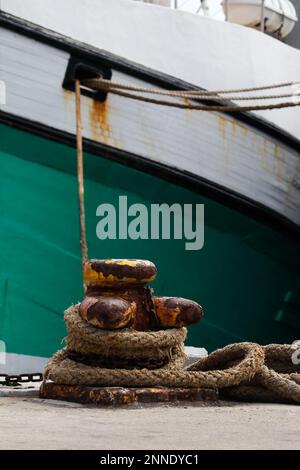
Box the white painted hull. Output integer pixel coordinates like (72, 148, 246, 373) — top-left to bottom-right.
(1, 0, 300, 140)
(0, 353, 48, 375)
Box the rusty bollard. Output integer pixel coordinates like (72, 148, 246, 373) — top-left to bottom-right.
(80, 259, 203, 331)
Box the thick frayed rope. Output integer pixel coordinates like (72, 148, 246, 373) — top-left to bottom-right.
(44, 305, 300, 404)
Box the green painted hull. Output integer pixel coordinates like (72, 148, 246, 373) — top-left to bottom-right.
(0, 124, 300, 363)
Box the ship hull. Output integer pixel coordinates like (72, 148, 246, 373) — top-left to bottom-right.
(0, 20, 299, 228)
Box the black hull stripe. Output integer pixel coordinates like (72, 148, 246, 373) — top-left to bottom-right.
(1, 110, 299, 240)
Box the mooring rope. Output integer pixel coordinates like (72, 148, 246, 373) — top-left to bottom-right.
(83, 78, 300, 97)
(91, 87, 300, 112)
(43, 305, 300, 404)
(82, 79, 300, 112)
(75, 80, 88, 290)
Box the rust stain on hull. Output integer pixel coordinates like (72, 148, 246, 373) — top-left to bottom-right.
(218, 115, 227, 142)
(260, 139, 287, 184)
(218, 115, 231, 170)
(285, 152, 300, 202)
(62, 89, 74, 100)
(62, 89, 75, 127)
(273, 143, 287, 183)
(89, 99, 111, 145)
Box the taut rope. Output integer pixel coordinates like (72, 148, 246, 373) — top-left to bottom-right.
(75, 80, 88, 288)
(82, 78, 300, 112)
(83, 78, 300, 97)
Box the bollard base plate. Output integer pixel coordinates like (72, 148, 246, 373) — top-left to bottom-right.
(39, 382, 218, 406)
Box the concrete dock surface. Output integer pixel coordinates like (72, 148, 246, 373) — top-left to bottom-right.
(0, 396, 299, 450)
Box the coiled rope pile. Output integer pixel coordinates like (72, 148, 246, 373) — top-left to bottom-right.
(44, 305, 300, 404)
